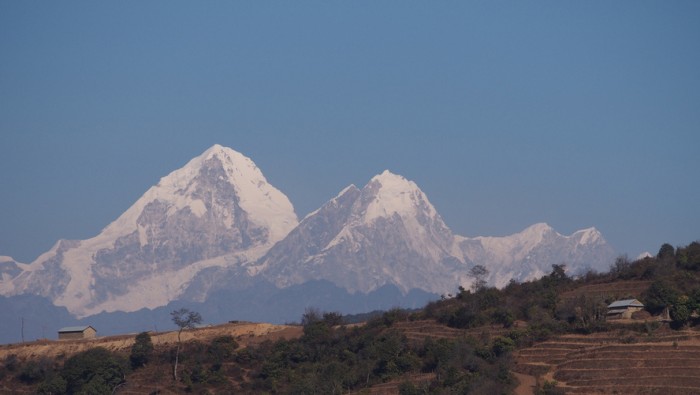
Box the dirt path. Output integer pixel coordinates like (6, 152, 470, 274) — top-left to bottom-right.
(512, 371, 536, 395)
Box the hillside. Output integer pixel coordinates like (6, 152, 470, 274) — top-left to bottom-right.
(0, 241, 698, 394)
(0, 322, 303, 394)
(0, 322, 301, 362)
(515, 329, 700, 394)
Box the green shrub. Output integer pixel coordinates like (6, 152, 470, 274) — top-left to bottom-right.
(130, 331, 154, 369)
(208, 335, 239, 362)
(61, 347, 128, 394)
(491, 336, 515, 357)
(36, 375, 67, 394)
(18, 360, 49, 384)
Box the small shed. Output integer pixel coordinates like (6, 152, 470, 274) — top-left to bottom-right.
(58, 326, 97, 340)
(607, 299, 645, 319)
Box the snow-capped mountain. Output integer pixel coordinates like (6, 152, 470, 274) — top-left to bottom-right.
(0, 145, 616, 321)
(256, 171, 468, 295)
(0, 145, 298, 317)
(458, 223, 615, 288)
(255, 172, 615, 296)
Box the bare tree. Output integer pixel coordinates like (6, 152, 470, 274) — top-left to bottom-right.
(469, 264, 489, 292)
(171, 308, 202, 381)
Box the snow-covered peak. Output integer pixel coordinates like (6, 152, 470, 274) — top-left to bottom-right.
(472, 223, 558, 258)
(523, 222, 555, 234)
(202, 143, 228, 156)
(368, 170, 423, 198)
(158, 144, 261, 192)
(203, 145, 298, 241)
(201, 144, 263, 182)
(370, 169, 410, 184)
(511, 223, 557, 245)
(3, 145, 300, 317)
(572, 227, 603, 245)
(363, 170, 437, 222)
(101, 144, 297, 244)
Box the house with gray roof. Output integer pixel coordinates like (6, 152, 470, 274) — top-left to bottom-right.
(58, 325, 97, 340)
(607, 299, 644, 319)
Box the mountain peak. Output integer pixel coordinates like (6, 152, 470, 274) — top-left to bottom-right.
(152, 144, 256, 194)
(203, 143, 227, 154)
(198, 144, 260, 180)
(103, 145, 297, 241)
(367, 170, 423, 201)
(573, 227, 604, 245)
(190, 144, 299, 241)
(0, 145, 618, 320)
(523, 223, 555, 234)
(55, 145, 297, 315)
(370, 170, 412, 188)
(201, 144, 246, 163)
(363, 171, 436, 222)
(207, 143, 226, 151)
(373, 169, 399, 179)
(491, 223, 558, 249)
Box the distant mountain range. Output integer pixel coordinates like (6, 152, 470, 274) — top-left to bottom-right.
(0, 145, 615, 343)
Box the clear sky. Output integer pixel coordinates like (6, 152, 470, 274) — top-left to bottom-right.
(1, 2, 698, 263)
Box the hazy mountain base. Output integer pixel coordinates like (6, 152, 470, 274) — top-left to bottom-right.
(0, 280, 437, 345)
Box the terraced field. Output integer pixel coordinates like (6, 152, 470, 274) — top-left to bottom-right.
(392, 320, 465, 343)
(391, 320, 537, 395)
(392, 319, 526, 344)
(348, 373, 436, 395)
(558, 280, 652, 303)
(514, 329, 700, 394)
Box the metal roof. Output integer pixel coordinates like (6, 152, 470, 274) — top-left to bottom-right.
(607, 299, 644, 309)
(58, 326, 95, 333)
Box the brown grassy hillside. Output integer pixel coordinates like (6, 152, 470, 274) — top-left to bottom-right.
(0, 321, 301, 361)
(0, 322, 302, 394)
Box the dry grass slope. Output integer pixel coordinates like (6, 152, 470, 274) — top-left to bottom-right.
(0, 322, 303, 394)
(0, 322, 301, 360)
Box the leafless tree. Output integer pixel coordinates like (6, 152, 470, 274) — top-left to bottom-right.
(469, 264, 489, 292)
(171, 308, 202, 381)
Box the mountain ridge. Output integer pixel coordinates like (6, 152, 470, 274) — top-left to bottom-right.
(0, 145, 299, 317)
(0, 144, 616, 319)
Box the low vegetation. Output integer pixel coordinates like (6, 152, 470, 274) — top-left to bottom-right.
(0, 241, 697, 393)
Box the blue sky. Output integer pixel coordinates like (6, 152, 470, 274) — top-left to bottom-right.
(1, 2, 698, 263)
